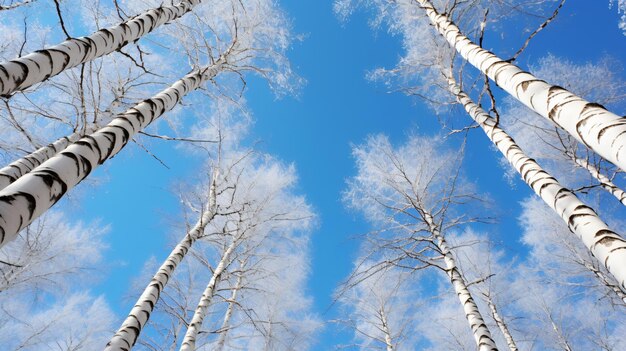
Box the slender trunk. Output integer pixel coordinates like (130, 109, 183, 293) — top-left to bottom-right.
(214, 264, 243, 351)
(571, 156, 626, 206)
(180, 238, 237, 351)
(378, 307, 394, 351)
(105, 171, 219, 351)
(0, 126, 97, 191)
(0, 0, 203, 97)
(0, 57, 226, 249)
(415, 0, 626, 172)
(423, 212, 498, 351)
(447, 76, 626, 294)
(485, 295, 518, 351)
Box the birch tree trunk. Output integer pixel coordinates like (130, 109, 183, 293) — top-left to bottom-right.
(0, 58, 226, 249)
(415, 0, 626, 172)
(571, 155, 626, 206)
(180, 238, 237, 351)
(447, 76, 626, 293)
(485, 294, 518, 351)
(0, 0, 203, 97)
(423, 212, 498, 351)
(378, 307, 394, 351)
(214, 263, 243, 351)
(105, 171, 219, 351)
(0, 126, 97, 191)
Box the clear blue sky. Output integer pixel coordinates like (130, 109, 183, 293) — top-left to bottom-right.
(62, 1, 626, 349)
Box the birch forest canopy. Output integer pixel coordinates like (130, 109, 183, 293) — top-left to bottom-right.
(0, 0, 625, 350)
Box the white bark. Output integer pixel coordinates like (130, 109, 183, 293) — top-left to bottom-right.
(105, 171, 219, 351)
(572, 156, 626, 206)
(0, 58, 226, 249)
(447, 76, 626, 295)
(423, 212, 498, 351)
(416, 0, 626, 172)
(485, 296, 518, 351)
(180, 238, 237, 351)
(0, 0, 202, 97)
(378, 308, 394, 351)
(214, 264, 243, 351)
(0, 126, 97, 192)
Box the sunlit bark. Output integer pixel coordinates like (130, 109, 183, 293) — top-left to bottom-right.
(423, 212, 498, 351)
(415, 0, 626, 172)
(447, 75, 626, 294)
(0, 0, 203, 97)
(105, 170, 219, 351)
(0, 58, 226, 249)
(179, 236, 238, 351)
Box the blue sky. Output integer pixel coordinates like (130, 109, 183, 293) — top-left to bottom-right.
(54, 1, 626, 349)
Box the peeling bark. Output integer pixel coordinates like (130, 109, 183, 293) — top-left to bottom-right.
(105, 171, 219, 351)
(0, 58, 225, 249)
(416, 0, 626, 172)
(0, 0, 202, 96)
(447, 76, 626, 296)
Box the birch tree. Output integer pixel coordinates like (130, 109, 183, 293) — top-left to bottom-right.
(215, 237, 321, 351)
(340, 0, 626, 173)
(126, 146, 318, 351)
(0, 0, 203, 97)
(336, 263, 419, 350)
(0, 0, 299, 249)
(344, 134, 499, 350)
(0, 1, 167, 190)
(105, 169, 219, 351)
(442, 76, 626, 296)
(338, 0, 626, 296)
(519, 197, 626, 308)
(417, 0, 626, 173)
(178, 152, 315, 350)
(500, 55, 626, 207)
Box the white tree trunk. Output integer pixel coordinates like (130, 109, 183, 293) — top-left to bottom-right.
(572, 156, 626, 206)
(423, 212, 499, 351)
(0, 58, 225, 249)
(485, 295, 518, 351)
(214, 264, 243, 351)
(0, 126, 97, 191)
(105, 170, 219, 351)
(447, 77, 626, 294)
(0, 0, 202, 97)
(378, 308, 394, 351)
(416, 0, 626, 172)
(180, 238, 237, 351)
